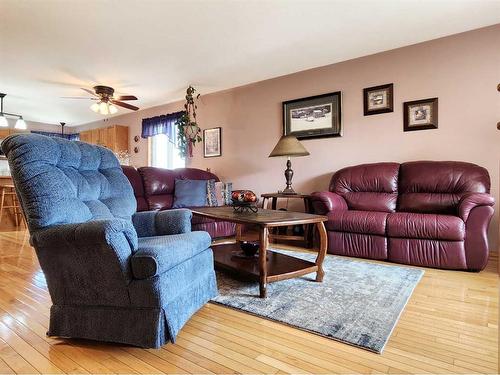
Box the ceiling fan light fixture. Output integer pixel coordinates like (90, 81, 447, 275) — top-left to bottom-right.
(0, 114, 8, 127)
(90, 102, 100, 113)
(99, 101, 109, 115)
(109, 104, 118, 114)
(15, 116, 27, 130)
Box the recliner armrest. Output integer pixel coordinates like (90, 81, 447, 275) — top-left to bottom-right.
(131, 231, 211, 279)
(132, 209, 192, 237)
(310, 191, 348, 215)
(458, 193, 495, 222)
(31, 218, 138, 250)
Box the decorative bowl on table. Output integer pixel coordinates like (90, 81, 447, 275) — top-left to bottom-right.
(240, 241, 259, 257)
(231, 190, 258, 213)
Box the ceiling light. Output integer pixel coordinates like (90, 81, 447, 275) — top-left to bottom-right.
(15, 116, 27, 130)
(90, 102, 100, 113)
(109, 104, 118, 114)
(0, 93, 25, 129)
(0, 115, 7, 127)
(99, 102, 109, 115)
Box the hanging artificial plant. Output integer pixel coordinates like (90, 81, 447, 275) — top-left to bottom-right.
(176, 85, 202, 158)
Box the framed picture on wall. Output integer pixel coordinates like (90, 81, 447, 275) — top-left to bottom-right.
(403, 98, 438, 132)
(363, 83, 393, 115)
(283, 91, 342, 140)
(203, 127, 222, 157)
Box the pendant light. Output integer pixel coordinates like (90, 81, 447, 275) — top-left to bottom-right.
(15, 116, 27, 130)
(0, 93, 27, 129)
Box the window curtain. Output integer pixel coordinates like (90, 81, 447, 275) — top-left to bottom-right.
(141, 111, 184, 140)
(30, 131, 80, 141)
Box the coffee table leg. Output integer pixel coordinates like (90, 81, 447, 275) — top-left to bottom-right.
(315, 221, 327, 282)
(259, 226, 269, 298)
(235, 224, 242, 241)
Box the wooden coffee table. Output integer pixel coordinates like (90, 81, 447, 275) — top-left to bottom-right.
(191, 206, 328, 298)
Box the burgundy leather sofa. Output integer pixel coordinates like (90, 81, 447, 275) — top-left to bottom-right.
(122, 166, 235, 239)
(311, 161, 494, 271)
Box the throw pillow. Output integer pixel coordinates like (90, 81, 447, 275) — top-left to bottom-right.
(206, 179, 218, 207)
(172, 179, 208, 208)
(214, 181, 232, 206)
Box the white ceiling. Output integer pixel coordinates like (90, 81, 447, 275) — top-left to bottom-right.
(1, 0, 499, 126)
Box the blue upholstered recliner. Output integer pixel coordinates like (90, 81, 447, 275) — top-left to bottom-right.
(1, 133, 218, 348)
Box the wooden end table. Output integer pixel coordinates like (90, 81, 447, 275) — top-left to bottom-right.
(191, 206, 328, 298)
(261, 192, 314, 247)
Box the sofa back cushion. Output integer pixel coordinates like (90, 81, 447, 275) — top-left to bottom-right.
(329, 162, 400, 212)
(138, 167, 220, 210)
(398, 161, 490, 214)
(122, 166, 148, 211)
(1, 134, 136, 231)
(138, 167, 177, 210)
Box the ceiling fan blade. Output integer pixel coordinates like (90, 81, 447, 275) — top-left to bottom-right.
(111, 100, 139, 111)
(115, 95, 138, 101)
(61, 96, 96, 99)
(81, 88, 99, 96)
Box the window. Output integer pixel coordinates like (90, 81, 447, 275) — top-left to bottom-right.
(150, 133, 185, 169)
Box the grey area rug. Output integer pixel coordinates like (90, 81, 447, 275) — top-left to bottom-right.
(211, 249, 424, 353)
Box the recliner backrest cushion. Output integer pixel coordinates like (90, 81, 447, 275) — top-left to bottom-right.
(398, 161, 490, 214)
(329, 162, 400, 212)
(1, 134, 136, 231)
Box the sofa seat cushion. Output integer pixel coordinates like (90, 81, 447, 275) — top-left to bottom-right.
(131, 231, 211, 279)
(387, 212, 465, 241)
(326, 210, 388, 235)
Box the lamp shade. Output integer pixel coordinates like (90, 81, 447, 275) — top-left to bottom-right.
(14, 117, 27, 130)
(269, 135, 310, 157)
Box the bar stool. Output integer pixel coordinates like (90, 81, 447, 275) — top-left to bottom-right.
(0, 184, 24, 227)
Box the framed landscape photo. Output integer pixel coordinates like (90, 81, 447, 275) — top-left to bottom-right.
(403, 98, 438, 132)
(283, 91, 342, 140)
(363, 83, 393, 116)
(203, 127, 222, 157)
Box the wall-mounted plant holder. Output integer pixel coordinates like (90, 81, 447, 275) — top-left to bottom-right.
(134, 146, 139, 153)
(134, 135, 140, 142)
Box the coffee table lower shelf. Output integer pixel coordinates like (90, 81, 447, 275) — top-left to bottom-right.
(212, 243, 319, 284)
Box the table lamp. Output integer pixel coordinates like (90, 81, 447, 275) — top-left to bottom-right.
(268, 135, 310, 195)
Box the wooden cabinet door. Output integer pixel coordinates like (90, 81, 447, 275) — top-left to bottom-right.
(107, 126, 116, 151)
(98, 128, 108, 148)
(114, 125, 129, 152)
(0, 129, 10, 139)
(91, 129, 99, 145)
(79, 130, 92, 143)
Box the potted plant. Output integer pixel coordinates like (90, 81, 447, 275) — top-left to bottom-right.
(176, 86, 202, 158)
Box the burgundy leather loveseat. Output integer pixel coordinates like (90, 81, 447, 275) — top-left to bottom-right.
(122, 166, 235, 239)
(311, 161, 494, 271)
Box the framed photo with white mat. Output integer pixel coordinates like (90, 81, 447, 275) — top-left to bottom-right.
(203, 127, 222, 157)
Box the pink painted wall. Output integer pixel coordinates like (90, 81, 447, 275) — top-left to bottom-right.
(77, 24, 500, 248)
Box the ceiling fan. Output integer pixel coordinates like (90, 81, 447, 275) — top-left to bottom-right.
(63, 85, 139, 115)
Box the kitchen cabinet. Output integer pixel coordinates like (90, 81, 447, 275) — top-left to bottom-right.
(79, 130, 92, 143)
(79, 125, 129, 153)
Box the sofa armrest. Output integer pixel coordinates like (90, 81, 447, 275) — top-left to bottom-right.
(458, 193, 495, 222)
(132, 209, 192, 237)
(310, 191, 348, 215)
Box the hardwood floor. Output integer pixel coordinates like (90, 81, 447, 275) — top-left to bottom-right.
(0, 230, 497, 374)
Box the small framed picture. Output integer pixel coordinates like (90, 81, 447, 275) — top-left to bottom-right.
(403, 98, 438, 132)
(363, 83, 393, 116)
(283, 91, 342, 140)
(203, 127, 222, 157)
